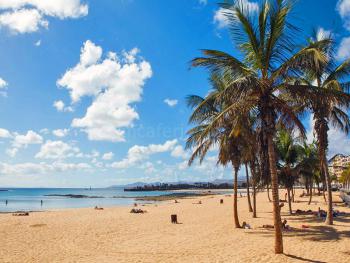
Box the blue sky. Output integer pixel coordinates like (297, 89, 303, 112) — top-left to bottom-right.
(0, 0, 349, 187)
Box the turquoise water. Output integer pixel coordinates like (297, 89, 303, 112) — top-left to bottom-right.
(0, 188, 182, 212)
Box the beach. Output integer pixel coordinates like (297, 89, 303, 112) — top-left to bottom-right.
(0, 189, 349, 263)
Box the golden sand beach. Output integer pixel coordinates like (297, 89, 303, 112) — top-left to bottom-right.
(0, 189, 349, 263)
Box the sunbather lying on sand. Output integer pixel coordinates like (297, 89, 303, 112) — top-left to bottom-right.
(12, 212, 29, 216)
(94, 206, 104, 210)
(130, 208, 147, 213)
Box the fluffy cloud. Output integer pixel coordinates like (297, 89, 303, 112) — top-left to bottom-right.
(6, 130, 43, 157)
(102, 152, 114, 160)
(164, 98, 178, 107)
(52, 128, 69, 137)
(57, 40, 152, 142)
(53, 100, 73, 112)
(111, 139, 178, 169)
(0, 161, 91, 176)
(171, 145, 188, 159)
(0, 77, 8, 96)
(0, 128, 11, 138)
(337, 0, 350, 29)
(0, 0, 88, 34)
(214, 1, 258, 28)
(12, 130, 43, 147)
(35, 140, 80, 159)
(336, 37, 350, 61)
(0, 8, 48, 33)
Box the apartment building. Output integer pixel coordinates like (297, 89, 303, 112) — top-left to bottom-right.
(328, 154, 350, 180)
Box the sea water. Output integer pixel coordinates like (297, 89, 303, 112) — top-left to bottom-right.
(0, 187, 182, 212)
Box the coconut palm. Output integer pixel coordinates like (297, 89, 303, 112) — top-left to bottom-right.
(297, 142, 319, 205)
(190, 0, 321, 253)
(340, 166, 350, 189)
(186, 75, 247, 228)
(275, 129, 300, 214)
(288, 31, 350, 224)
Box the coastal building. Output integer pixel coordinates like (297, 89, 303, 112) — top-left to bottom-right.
(328, 154, 350, 180)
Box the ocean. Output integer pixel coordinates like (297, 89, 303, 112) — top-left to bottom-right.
(0, 187, 187, 212)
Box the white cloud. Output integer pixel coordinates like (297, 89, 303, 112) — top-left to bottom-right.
(111, 139, 178, 169)
(57, 40, 152, 142)
(316, 27, 331, 41)
(0, 161, 91, 176)
(52, 128, 69, 137)
(35, 39, 41, 46)
(13, 130, 43, 147)
(336, 37, 350, 61)
(35, 140, 80, 159)
(0, 128, 11, 138)
(0, 8, 48, 34)
(53, 100, 73, 112)
(171, 145, 188, 159)
(6, 147, 17, 157)
(337, 0, 350, 29)
(0, 77, 8, 96)
(102, 152, 114, 160)
(164, 98, 178, 107)
(214, 1, 258, 28)
(6, 130, 43, 157)
(198, 0, 207, 5)
(0, 0, 88, 34)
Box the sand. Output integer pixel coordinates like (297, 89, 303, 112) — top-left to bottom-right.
(0, 189, 349, 263)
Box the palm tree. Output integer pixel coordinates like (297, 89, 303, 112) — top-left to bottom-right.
(186, 75, 246, 228)
(275, 129, 300, 214)
(340, 166, 350, 189)
(297, 142, 319, 205)
(290, 31, 350, 224)
(191, 0, 320, 253)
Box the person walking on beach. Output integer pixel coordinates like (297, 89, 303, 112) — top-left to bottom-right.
(5, 200, 8, 206)
(41, 200, 43, 206)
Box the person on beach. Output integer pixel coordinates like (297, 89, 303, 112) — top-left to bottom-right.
(5, 200, 8, 206)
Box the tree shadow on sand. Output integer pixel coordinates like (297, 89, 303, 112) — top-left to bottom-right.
(284, 254, 326, 263)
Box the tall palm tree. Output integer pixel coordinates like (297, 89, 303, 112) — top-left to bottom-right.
(289, 31, 350, 225)
(191, 0, 321, 253)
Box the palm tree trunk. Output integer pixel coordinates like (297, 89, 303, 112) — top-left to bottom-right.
(322, 158, 333, 225)
(316, 123, 333, 225)
(267, 134, 283, 254)
(291, 186, 295, 202)
(267, 184, 272, 202)
(233, 166, 241, 228)
(287, 187, 292, 215)
(308, 180, 313, 205)
(252, 182, 257, 218)
(245, 163, 253, 212)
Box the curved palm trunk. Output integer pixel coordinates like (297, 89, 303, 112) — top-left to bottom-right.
(245, 163, 253, 212)
(267, 134, 283, 254)
(233, 166, 241, 228)
(267, 184, 272, 202)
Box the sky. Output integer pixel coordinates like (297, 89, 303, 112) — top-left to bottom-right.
(0, 0, 349, 187)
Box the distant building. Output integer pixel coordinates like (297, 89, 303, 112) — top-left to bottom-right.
(328, 154, 350, 180)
